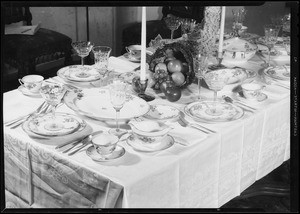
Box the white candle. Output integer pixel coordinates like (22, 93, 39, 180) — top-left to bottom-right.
(218, 6, 226, 58)
(140, 6, 146, 82)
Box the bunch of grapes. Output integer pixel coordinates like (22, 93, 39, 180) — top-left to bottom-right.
(152, 69, 170, 90)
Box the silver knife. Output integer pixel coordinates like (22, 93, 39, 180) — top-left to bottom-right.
(67, 130, 103, 156)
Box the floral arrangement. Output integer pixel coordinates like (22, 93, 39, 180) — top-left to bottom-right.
(187, 6, 221, 57)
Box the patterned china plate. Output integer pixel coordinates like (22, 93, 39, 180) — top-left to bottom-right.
(63, 88, 150, 121)
(184, 101, 244, 123)
(263, 66, 290, 81)
(206, 67, 256, 84)
(27, 113, 82, 137)
(18, 85, 42, 98)
(86, 145, 125, 162)
(143, 104, 180, 122)
(126, 134, 174, 152)
(57, 65, 103, 82)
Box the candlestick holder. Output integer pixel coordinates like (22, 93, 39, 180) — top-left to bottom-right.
(132, 77, 155, 102)
(208, 56, 227, 70)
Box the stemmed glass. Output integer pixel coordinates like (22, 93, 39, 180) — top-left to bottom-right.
(193, 53, 209, 100)
(108, 78, 128, 137)
(39, 81, 66, 131)
(164, 16, 181, 40)
(232, 9, 247, 37)
(261, 25, 280, 68)
(71, 41, 94, 67)
(204, 71, 229, 116)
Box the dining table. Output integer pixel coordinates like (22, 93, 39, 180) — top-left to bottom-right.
(3, 42, 291, 208)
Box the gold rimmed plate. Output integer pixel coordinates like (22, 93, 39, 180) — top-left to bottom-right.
(57, 65, 103, 82)
(86, 145, 126, 162)
(184, 101, 244, 123)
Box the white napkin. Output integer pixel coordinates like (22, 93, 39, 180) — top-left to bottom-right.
(5, 23, 41, 35)
(3, 91, 45, 123)
(108, 56, 140, 73)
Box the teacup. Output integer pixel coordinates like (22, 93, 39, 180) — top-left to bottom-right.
(241, 83, 265, 100)
(91, 133, 119, 156)
(125, 47, 141, 60)
(18, 75, 44, 93)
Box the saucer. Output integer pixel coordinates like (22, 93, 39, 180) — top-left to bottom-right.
(18, 85, 41, 97)
(123, 53, 140, 62)
(126, 134, 174, 152)
(235, 92, 268, 103)
(86, 145, 125, 162)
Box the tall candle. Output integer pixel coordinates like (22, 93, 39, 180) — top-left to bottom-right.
(218, 6, 226, 58)
(140, 6, 146, 82)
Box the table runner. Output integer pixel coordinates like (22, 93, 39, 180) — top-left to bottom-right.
(3, 54, 290, 208)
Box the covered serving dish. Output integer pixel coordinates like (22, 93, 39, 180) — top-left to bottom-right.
(222, 37, 258, 63)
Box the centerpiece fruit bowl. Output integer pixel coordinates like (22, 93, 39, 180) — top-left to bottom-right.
(148, 42, 195, 90)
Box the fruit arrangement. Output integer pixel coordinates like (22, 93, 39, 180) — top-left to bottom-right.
(148, 42, 195, 91)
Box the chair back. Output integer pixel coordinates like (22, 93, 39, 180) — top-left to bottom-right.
(3, 4, 32, 25)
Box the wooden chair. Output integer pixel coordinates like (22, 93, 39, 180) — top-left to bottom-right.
(2, 4, 73, 87)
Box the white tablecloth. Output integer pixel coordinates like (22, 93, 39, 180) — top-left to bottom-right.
(3, 55, 290, 208)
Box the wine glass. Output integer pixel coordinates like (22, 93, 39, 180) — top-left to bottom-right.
(261, 25, 280, 68)
(164, 16, 181, 40)
(39, 81, 66, 131)
(71, 41, 94, 67)
(193, 53, 209, 100)
(204, 71, 229, 116)
(232, 8, 247, 37)
(108, 77, 128, 137)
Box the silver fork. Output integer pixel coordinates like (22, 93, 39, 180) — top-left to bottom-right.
(178, 112, 216, 134)
(9, 104, 52, 129)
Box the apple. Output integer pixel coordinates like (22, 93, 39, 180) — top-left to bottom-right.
(164, 57, 176, 65)
(167, 59, 183, 73)
(164, 86, 181, 102)
(154, 62, 168, 73)
(171, 72, 185, 86)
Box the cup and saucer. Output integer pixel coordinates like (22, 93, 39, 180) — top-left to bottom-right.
(86, 133, 125, 162)
(18, 75, 44, 97)
(235, 82, 268, 103)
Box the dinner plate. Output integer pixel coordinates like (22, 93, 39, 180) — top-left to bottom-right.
(256, 43, 290, 62)
(143, 104, 180, 122)
(23, 113, 87, 138)
(18, 85, 42, 97)
(206, 67, 256, 84)
(263, 65, 290, 81)
(57, 65, 103, 82)
(27, 113, 81, 136)
(126, 134, 174, 152)
(64, 88, 150, 121)
(86, 145, 125, 162)
(184, 101, 244, 123)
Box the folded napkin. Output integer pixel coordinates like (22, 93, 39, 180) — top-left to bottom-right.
(108, 56, 140, 73)
(22, 119, 93, 146)
(3, 92, 45, 123)
(5, 23, 41, 35)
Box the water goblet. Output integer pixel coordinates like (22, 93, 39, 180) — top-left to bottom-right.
(71, 41, 94, 67)
(204, 71, 229, 116)
(108, 78, 128, 137)
(193, 53, 209, 100)
(232, 8, 247, 37)
(261, 24, 280, 68)
(39, 81, 66, 131)
(164, 16, 181, 40)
